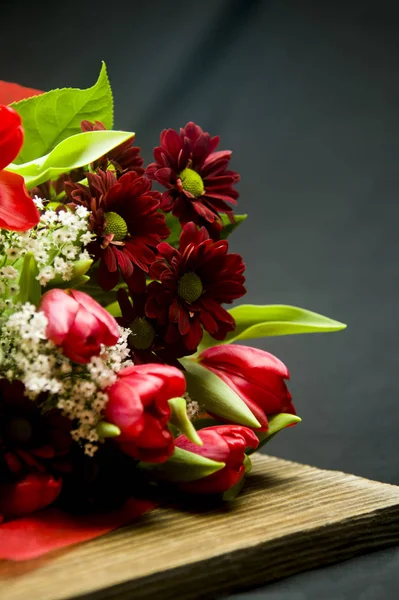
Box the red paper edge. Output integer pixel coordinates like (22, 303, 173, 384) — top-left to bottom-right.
(0, 498, 157, 561)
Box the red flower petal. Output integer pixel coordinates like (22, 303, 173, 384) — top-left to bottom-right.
(0, 170, 40, 231)
(0, 81, 42, 105)
(0, 105, 24, 170)
(0, 499, 156, 561)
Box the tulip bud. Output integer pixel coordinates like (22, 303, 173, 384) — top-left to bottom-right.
(105, 364, 186, 463)
(173, 425, 259, 494)
(39, 288, 120, 363)
(198, 344, 295, 430)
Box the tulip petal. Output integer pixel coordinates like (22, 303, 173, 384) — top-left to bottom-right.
(40, 289, 79, 345)
(0, 171, 40, 231)
(0, 105, 24, 170)
(0, 498, 156, 561)
(70, 290, 120, 346)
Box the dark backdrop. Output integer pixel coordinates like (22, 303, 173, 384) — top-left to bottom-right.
(1, 1, 399, 598)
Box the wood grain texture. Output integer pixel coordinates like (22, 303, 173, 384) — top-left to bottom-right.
(1, 454, 399, 600)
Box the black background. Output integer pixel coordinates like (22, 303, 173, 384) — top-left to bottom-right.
(1, 0, 399, 598)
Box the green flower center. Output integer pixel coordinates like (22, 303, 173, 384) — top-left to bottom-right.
(178, 272, 203, 303)
(129, 317, 156, 350)
(104, 212, 128, 241)
(179, 168, 205, 198)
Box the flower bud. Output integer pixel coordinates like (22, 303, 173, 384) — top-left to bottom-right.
(198, 345, 295, 429)
(39, 289, 120, 363)
(174, 425, 259, 494)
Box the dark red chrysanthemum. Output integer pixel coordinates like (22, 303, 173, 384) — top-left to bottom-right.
(117, 271, 192, 366)
(146, 122, 239, 236)
(81, 120, 144, 177)
(145, 222, 246, 351)
(66, 170, 170, 290)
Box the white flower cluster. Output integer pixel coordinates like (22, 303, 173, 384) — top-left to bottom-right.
(0, 200, 94, 294)
(183, 392, 201, 421)
(0, 305, 132, 457)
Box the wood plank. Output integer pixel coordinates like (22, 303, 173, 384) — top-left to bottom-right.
(1, 454, 399, 600)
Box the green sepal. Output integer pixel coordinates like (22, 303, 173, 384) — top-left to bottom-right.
(16, 252, 41, 306)
(179, 358, 261, 429)
(138, 446, 225, 483)
(7, 130, 135, 190)
(168, 397, 203, 446)
(96, 420, 121, 439)
(199, 304, 347, 351)
(11, 62, 113, 164)
(247, 413, 302, 455)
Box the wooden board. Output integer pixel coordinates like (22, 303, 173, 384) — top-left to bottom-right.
(1, 454, 399, 600)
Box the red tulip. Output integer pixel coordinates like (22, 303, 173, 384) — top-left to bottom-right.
(105, 364, 186, 463)
(0, 473, 62, 521)
(0, 104, 40, 231)
(0, 79, 42, 105)
(40, 289, 120, 363)
(198, 345, 295, 430)
(175, 425, 259, 494)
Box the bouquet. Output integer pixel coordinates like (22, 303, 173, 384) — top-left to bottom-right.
(0, 65, 345, 560)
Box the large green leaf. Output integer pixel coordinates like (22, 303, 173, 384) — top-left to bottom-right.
(138, 446, 225, 482)
(199, 304, 347, 350)
(7, 130, 134, 189)
(179, 357, 261, 428)
(11, 63, 113, 163)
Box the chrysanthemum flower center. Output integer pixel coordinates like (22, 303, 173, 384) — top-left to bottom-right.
(179, 168, 205, 198)
(129, 317, 156, 350)
(104, 212, 128, 241)
(178, 272, 203, 303)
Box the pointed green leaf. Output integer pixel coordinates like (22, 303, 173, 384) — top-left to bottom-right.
(179, 358, 261, 429)
(138, 446, 225, 482)
(168, 397, 203, 446)
(8, 130, 135, 189)
(219, 213, 247, 239)
(16, 252, 41, 306)
(163, 213, 248, 248)
(11, 63, 113, 163)
(247, 413, 302, 455)
(199, 304, 347, 350)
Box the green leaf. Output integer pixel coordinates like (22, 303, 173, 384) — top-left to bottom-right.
(138, 446, 225, 482)
(7, 130, 134, 189)
(11, 62, 113, 163)
(168, 397, 203, 446)
(163, 213, 248, 248)
(164, 212, 182, 248)
(247, 413, 302, 455)
(46, 258, 93, 290)
(179, 357, 261, 429)
(199, 304, 347, 350)
(105, 301, 122, 317)
(16, 252, 41, 306)
(219, 213, 247, 239)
